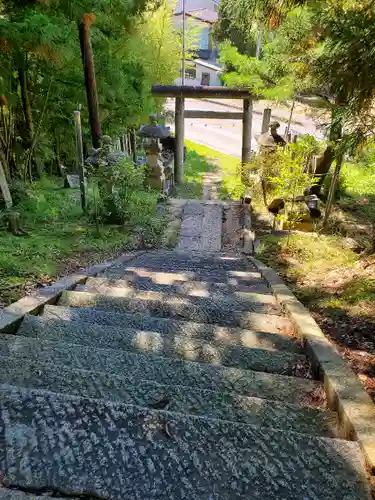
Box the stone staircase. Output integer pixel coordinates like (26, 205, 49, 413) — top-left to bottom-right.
(0, 246, 372, 498)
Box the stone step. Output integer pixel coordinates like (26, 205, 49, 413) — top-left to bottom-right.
(85, 275, 271, 297)
(76, 283, 280, 312)
(43, 304, 295, 336)
(116, 249, 254, 272)
(0, 356, 337, 437)
(0, 334, 318, 404)
(0, 386, 370, 500)
(104, 266, 264, 285)
(0, 491, 57, 500)
(59, 290, 282, 325)
(104, 250, 261, 283)
(18, 315, 303, 374)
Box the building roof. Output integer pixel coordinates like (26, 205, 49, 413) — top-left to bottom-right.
(175, 8, 218, 24)
(194, 58, 222, 71)
(187, 8, 218, 23)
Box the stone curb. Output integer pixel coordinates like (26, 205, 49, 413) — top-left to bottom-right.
(0, 251, 144, 335)
(250, 256, 375, 474)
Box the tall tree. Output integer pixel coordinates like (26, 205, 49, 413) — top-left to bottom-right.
(0, 0, 180, 184)
(214, 0, 375, 192)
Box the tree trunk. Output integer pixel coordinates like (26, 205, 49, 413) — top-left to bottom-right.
(78, 15, 102, 150)
(54, 130, 62, 176)
(18, 66, 34, 149)
(310, 145, 335, 195)
(18, 64, 43, 179)
(310, 95, 344, 196)
(323, 152, 344, 228)
(0, 156, 12, 212)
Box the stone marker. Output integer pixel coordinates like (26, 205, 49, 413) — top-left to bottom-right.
(64, 174, 80, 189)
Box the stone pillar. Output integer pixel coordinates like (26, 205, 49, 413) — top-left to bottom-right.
(261, 108, 272, 134)
(144, 138, 165, 191)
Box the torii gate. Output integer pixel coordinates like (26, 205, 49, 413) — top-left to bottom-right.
(151, 85, 254, 184)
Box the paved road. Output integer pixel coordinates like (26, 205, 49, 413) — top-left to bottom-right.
(167, 98, 322, 158)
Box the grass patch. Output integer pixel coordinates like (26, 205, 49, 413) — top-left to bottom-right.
(256, 231, 375, 401)
(178, 141, 245, 200)
(257, 232, 374, 318)
(0, 177, 163, 306)
(175, 142, 216, 198)
(329, 162, 375, 225)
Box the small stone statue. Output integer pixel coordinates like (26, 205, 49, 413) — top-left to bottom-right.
(259, 121, 286, 151)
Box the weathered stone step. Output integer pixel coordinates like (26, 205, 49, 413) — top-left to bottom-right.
(76, 283, 279, 311)
(104, 266, 264, 285)
(104, 250, 261, 283)
(23, 313, 299, 352)
(59, 290, 282, 325)
(43, 304, 295, 336)
(18, 315, 302, 374)
(85, 275, 271, 297)
(0, 334, 318, 404)
(117, 249, 254, 273)
(0, 356, 337, 437)
(0, 386, 370, 499)
(0, 491, 57, 500)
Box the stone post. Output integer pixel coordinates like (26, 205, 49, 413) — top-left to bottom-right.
(74, 110, 87, 212)
(261, 108, 272, 134)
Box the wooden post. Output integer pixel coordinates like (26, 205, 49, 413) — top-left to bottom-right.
(255, 24, 262, 59)
(261, 108, 271, 134)
(74, 111, 87, 212)
(241, 98, 252, 165)
(311, 155, 321, 174)
(78, 15, 101, 150)
(175, 97, 185, 184)
(0, 157, 13, 209)
(285, 98, 295, 138)
(130, 130, 137, 164)
(323, 152, 344, 228)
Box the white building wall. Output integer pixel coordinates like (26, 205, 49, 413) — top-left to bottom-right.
(175, 61, 222, 86)
(195, 62, 221, 86)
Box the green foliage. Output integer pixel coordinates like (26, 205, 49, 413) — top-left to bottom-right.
(86, 156, 164, 246)
(0, 177, 127, 301)
(243, 136, 319, 224)
(215, 0, 375, 148)
(0, 0, 180, 180)
(268, 150, 311, 201)
(218, 6, 314, 100)
(213, 0, 308, 55)
(0, 174, 166, 304)
(88, 157, 146, 224)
